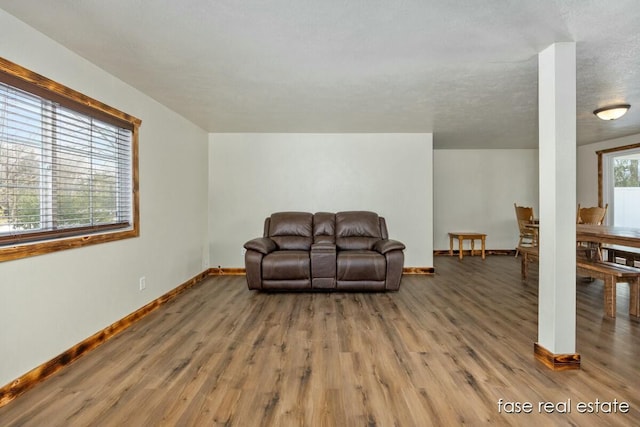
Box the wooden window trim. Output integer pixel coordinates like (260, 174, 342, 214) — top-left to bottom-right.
(0, 57, 141, 262)
(596, 142, 640, 206)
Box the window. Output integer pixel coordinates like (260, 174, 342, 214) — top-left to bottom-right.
(598, 143, 640, 227)
(0, 57, 141, 261)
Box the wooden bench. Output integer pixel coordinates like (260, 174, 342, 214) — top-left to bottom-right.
(603, 244, 640, 267)
(576, 259, 640, 318)
(518, 246, 639, 318)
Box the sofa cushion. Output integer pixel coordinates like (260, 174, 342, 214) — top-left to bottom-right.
(268, 212, 313, 250)
(335, 211, 381, 250)
(337, 250, 386, 281)
(262, 250, 310, 280)
(313, 212, 335, 244)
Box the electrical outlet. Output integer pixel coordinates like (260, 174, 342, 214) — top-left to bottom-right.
(139, 276, 146, 291)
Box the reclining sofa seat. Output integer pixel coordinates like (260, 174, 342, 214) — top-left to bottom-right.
(244, 211, 405, 291)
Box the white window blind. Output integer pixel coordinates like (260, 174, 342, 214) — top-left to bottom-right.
(0, 81, 133, 244)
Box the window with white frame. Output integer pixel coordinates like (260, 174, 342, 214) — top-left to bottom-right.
(0, 57, 140, 261)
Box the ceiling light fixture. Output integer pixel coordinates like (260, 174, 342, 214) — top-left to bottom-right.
(593, 104, 631, 121)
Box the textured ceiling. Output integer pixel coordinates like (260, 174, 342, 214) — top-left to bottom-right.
(1, 0, 640, 149)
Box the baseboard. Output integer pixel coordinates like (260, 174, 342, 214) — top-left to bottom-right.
(403, 267, 435, 274)
(534, 343, 581, 371)
(434, 249, 516, 256)
(208, 267, 246, 276)
(0, 269, 210, 409)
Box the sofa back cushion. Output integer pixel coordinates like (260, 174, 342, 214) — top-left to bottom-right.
(313, 212, 336, 244)
(268, 212, 313, 250)
(335, 211, 381, 250)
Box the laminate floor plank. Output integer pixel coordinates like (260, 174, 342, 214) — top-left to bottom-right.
(1, 256, 639, 426)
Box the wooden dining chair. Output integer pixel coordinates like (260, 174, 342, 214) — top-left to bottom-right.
(576, 203, 608, 225)
(514, 203, 538, 257)
(576, 203, 608, 260)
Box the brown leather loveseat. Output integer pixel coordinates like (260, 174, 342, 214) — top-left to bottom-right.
(243, 211, 405, 291)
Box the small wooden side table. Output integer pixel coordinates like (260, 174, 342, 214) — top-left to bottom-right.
(448, 232, 487, 260)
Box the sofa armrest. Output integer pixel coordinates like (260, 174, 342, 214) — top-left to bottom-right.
(244, 237, 277, 255)
(374, 239, 406, 254)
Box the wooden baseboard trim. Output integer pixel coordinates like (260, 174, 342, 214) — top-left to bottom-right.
(403, 267, 435, 274)
(0, 269, 210, 409)
(534, 343, 581, 371)
(434, 249, 516, 256)
(208, 267, 246, 276)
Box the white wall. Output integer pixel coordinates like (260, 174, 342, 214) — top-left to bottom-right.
(430, 134, 640, 253)
(0, 10, 209, 387)
(209, 133, 433, 268)
(433, 149, 539, 250)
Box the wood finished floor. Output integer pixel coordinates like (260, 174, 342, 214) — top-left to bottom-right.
(1, 255, 639, 426)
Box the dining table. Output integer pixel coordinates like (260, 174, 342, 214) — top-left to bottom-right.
(521, 222, 640, 265)
(576, 224, 640, 249)
(526, 223, 640, 248)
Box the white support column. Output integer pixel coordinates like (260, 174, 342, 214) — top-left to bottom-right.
(536, 42, 580, 370)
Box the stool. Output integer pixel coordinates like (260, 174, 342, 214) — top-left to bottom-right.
(448, 232, 487, 260)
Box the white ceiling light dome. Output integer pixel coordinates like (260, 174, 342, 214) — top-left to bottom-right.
(594, 104, 631, 120)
